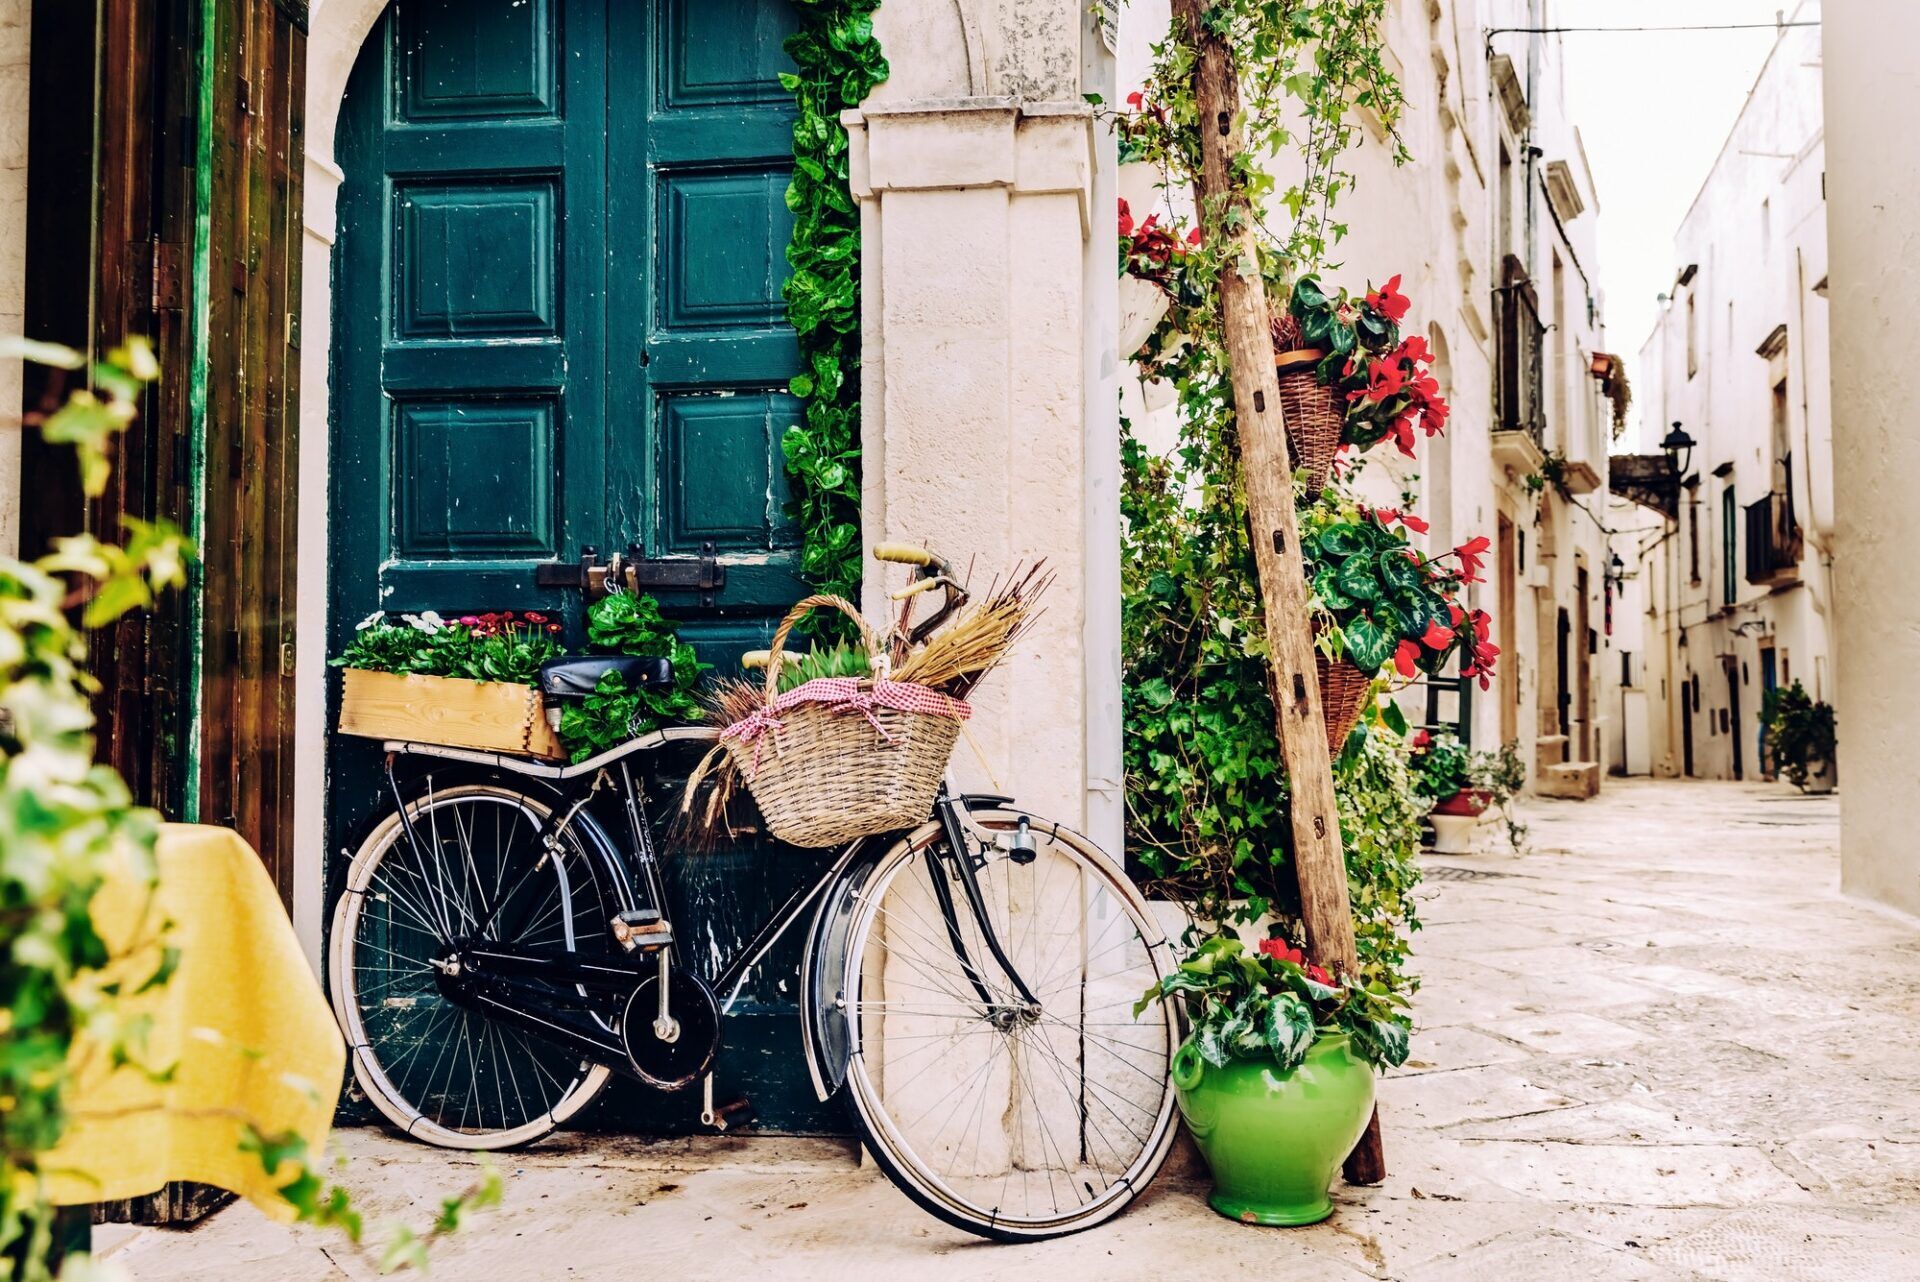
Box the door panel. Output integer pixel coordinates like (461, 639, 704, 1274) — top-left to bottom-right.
(330, 0, 835, 1133)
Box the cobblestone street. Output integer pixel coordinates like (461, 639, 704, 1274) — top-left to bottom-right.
(106, 779, 1920, 1280)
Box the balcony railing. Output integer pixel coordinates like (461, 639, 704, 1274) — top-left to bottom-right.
(1744, 488, 1802, 586)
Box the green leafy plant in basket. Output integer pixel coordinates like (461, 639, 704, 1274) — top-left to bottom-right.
(774, 638, 872, 693)
(557, 593, 710, 763)
(1300, 493, 1497, 685)
(1279, 274, 1450, 460)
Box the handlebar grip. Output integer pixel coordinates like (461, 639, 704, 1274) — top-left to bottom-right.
(888, 576, 947, 601)
(872, 542, 935, 567)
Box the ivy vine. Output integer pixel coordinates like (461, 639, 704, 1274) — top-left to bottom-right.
(1120, 4, 1426, 995)
(779, 2, 887, 631)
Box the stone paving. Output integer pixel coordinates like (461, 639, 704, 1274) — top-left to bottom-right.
(105, 779, 1920, 1280)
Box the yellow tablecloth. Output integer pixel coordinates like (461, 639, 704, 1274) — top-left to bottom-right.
(44, 823, 346, 1219)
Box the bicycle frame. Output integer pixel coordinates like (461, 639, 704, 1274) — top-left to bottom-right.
(383, 747, 1038, 1099)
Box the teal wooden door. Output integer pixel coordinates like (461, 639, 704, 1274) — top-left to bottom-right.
(329, 0, 837, 1132)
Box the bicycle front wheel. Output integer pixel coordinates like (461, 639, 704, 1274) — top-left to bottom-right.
(838, 809, 1180, 1241)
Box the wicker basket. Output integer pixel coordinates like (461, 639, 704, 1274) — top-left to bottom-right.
(1316, 652, 1373, 752)
(721, 596, 966, 848)
(1275, 348, 1343, 495)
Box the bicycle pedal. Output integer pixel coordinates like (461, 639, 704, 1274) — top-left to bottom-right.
(704, 1096, 754, 1132)
(612, 910, 673, 952)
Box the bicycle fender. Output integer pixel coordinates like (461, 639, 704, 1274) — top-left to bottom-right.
(798, 825, 938, 1102)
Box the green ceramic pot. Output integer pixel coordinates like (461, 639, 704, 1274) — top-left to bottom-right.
(1172, 1031, 1376, 1226)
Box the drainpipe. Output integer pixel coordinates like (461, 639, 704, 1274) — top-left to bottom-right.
(1082, 6, 1123, 854)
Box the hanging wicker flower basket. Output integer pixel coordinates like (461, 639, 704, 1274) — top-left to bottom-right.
(1275, 348, 1344, 496)
(1316, 652, 1373, 752)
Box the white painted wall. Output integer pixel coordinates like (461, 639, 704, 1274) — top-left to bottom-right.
(1826, 1, 1920, 916)
(1631, 8, 1831, 783)
(0, 0, 27, 556)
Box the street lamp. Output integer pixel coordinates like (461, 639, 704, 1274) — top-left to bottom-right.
(1605, 551, 1628, 590)
(1660, 421, 1696, 482)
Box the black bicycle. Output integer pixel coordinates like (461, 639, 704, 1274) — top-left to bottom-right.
(327, 545, 1180, 1240)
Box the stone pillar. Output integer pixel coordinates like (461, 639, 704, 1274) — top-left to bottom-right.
(1825, 6, 1920, 915)
(849, 99, 1094, 823)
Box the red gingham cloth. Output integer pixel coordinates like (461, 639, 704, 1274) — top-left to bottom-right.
(720, 676, 971, 775)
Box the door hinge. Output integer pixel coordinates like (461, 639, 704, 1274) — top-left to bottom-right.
(151, 239, 185, 312)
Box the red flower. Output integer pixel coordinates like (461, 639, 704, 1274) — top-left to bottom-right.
(1366, 273, 1411, 324)
(1186, 225, 1203, 246)
(1421, 393, 1451, 434)
(1388, 415, 1418, 458)
(1306, 964, 1335, 988)
(1448, 601, 1466, 627)
(1258, 938, 1305, 965)
(1453, 535, 1491, 583)
(1412, 729, 1433, 750)
(1118, 198, 1134, 238)
(1126, 90, 1144, 110)
(1421, 618, 1456, 650)
(1394, 638, 1422, 679)
(1399, 333, 1432, 364)
(1399, 512, 1430, 535)
(1365, 356, 1405, 401)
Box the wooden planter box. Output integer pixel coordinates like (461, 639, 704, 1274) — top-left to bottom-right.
(337, 669, 565, 760)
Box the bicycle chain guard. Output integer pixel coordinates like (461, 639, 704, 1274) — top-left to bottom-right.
(620, 969, 720, 1090)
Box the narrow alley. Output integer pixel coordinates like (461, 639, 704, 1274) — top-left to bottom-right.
(102, 780, 1920, 1281)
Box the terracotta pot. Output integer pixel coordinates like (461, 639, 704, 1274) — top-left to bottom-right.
(1431, 786, 1493, 817)
(1273, 348, 1343, 495)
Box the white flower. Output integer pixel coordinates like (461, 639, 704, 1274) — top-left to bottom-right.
(355, 611, 385, 631)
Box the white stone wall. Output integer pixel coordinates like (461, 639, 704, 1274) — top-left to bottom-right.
(1626, 11, 1832, 783)
(0, 0, 27, 556)
(1825, 2, 1920, 916)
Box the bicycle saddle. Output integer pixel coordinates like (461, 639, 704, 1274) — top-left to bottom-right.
(537, 655, 672, 697)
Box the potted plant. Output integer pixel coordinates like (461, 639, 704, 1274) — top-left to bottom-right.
(1299, 496, 1498, 749)
(1119, 198, 1199, 357)
(1410, 730, 1485, 814)
(1761, 681, 1837, 793)
(1140, 935, 1410, 1226)
(1270, 274, 1450, 493)
(333, 610, 570, 759)
(1409, 731, 1528, 853)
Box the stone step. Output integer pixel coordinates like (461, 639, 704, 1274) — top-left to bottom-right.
(1535, 734, 1570, 768)
(1538, 760, 1601, 799)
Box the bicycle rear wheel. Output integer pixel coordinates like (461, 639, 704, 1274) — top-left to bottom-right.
(328, 782, 615, 1149)
(837, 809, 1180, 1241)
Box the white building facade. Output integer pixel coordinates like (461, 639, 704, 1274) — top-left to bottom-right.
(1617, 12, 1832, 783)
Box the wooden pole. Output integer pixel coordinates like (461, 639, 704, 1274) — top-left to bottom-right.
(1171, 0, 1385, 1186)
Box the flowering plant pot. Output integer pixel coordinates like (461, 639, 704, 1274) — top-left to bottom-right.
(1120, 274, 1173, 360)
(1274, 347, 1342, 494)
(1138, 935, 1407, 1225)
(1273, 273, 1450, 466)
(1302, 496, 1499, 689)
(1172, 1031, 1375, 1226)
(1430, 786, 1493, 817)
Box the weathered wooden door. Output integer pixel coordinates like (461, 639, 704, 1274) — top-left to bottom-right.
(329, 0, 835, 1130)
